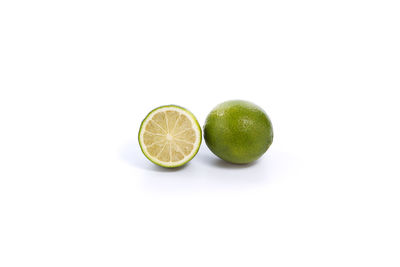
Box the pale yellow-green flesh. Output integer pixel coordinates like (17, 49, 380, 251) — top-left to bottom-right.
(140, 108, 199, 166)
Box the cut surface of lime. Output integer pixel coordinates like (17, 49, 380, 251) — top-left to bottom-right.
(138, 105, 202, 168)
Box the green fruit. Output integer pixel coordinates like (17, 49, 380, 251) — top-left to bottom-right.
(203, 100, 273, 164)
(138, 105, 202, 168)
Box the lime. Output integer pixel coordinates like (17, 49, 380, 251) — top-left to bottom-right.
(203, 100, 273, 164)
(138, 105, 202, 168)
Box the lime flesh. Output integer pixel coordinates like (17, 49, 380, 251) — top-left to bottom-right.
(138, 105, 202, 168)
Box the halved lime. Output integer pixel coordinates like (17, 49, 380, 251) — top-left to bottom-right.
(138, 105, 202, 168)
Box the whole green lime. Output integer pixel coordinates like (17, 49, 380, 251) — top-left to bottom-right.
(203, 100, 273, 164)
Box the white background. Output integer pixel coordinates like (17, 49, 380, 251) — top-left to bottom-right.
(1, 0, 399, 266)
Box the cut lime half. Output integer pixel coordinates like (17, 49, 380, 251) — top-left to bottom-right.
(138, 105, 202, 168)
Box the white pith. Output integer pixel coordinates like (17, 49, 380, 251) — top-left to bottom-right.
(139, 106, 201, 167)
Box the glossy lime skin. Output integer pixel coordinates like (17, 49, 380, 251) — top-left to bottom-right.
(203, 100, 273, 164)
